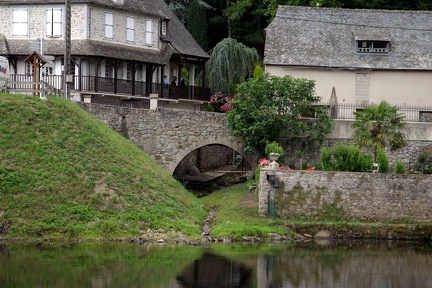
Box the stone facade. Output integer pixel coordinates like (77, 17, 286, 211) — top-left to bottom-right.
(258, 169, 432, 221)
(79, 103, 258, 175)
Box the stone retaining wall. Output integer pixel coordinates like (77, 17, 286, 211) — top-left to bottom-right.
(258, 169, 432, 221)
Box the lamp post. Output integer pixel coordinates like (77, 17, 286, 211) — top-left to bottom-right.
(64, 0, 71, 99)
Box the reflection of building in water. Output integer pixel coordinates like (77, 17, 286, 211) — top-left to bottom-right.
(176, 252, 253, 288)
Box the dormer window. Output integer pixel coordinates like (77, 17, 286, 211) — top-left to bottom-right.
(161, 20, 168, 36)
(354, 32, 390, 54)
(357, 41, 389, 53)
(161, 20, 167, 36)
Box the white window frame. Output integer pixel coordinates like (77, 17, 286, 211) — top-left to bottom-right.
(145, 19, 153, 47)
(46, 8, 62, 38)
(126, 16, 135, 43)
(105, 12, 114, 39)
(161, 21, 167, 36)
(12, 8, 29, 37)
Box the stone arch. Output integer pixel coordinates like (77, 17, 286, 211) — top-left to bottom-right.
(166, 135, 258, 175)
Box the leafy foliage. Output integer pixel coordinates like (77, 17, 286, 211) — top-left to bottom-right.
(394, 159, 405, 174)
(320, 143, 373, 172)
(264, 141, 285, 163)
(206, 38, 260, 95)
(226, 73, 333, 154)
(376, 148, 389, 173)
(352, 101, 406, 162)
(187, 0, 208, 51)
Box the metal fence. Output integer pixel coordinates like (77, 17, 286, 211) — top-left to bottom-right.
(315, 102, 432, 122)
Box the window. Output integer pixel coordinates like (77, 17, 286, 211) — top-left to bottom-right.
(126, 16, 135, 42)
(26, 62, 34, 76)
(126, 62, 131, 81)
(46, 8, 62, 37)
(105, 60, 113, 78)
(105, 12, 114, 39)
(145, 19, 153, 46)
(161, 21, 167, 36)
(12, 8, 28, 36)
(357, 41, 389, 53)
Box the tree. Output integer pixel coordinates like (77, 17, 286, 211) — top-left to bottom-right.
(352, 101, 406, 162)
(187, 0, 208, 51)
(226, 73, 333, 153)
(206, 38, 260, 95)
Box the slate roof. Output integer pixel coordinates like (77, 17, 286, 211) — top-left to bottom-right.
(264, 6, 432, 70)
(0, 0, 208, 61)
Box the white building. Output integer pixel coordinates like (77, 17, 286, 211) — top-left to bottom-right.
(0, 0, 210, 108)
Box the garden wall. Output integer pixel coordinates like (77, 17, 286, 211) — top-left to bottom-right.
(258, 169, 432, 221)
(282, 120, 432, 171)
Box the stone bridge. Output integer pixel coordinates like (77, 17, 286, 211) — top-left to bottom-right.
(79, 103, 258, 175)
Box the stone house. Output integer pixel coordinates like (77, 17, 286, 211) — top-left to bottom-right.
(0, 0, 210, 109)
(264, 6, 432, 110)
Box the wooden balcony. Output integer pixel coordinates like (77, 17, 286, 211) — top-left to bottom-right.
(9, 74, 211, 102)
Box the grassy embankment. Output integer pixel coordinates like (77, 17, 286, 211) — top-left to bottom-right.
(0, 94, 207, 240)
(0, 93, 289, 242)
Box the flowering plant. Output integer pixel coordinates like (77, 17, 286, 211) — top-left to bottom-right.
(307, 167, 315, 171)
(258, 158, 271, 167)
(279, 166, 292, 170)
(208, 92, 235, 112)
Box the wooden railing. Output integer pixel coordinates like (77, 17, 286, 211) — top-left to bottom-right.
(5, 79, 64, 98)
(8, 74, 211, 101)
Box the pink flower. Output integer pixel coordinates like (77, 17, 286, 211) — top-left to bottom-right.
(279, 166, 291, 170)
(258, 158, 270, 166)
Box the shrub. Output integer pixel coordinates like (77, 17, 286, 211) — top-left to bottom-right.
(394, 160, 405, 174)
(264, 141, 285, 163)
(376, 148, 389, 173)
(320, 143, 373, 172)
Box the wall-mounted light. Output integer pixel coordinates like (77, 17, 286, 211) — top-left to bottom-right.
(266, 173, 279, 188)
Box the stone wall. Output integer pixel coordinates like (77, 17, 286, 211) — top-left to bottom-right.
(258, 169, 432, 221)
(282, 120, 432, 170)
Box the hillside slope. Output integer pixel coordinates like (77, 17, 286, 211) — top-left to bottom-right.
(0, 94, 206, 240)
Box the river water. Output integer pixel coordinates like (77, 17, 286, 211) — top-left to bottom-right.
(1, 240, 431, 288)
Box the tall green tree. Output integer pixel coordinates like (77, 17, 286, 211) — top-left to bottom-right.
(206, 38, 260, 95)
(187, 0, 208, 51)
(352, 101, 406, 162)
(226, 73, 333, 153)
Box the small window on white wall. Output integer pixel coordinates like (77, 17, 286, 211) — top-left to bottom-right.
(12, 8, 28, 36)
(126, 16, 135, 42)
(161, 21, 167, 35)
(46, 8, 62, 37)
(105, 12, 114, 39)
(145, 19, 153, 46)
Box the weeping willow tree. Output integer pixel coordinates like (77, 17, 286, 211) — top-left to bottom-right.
(206, 38, 261, 95)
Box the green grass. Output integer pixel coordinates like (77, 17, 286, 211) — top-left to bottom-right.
(0, 94, 207, 240)
(199, 184, 290, 240)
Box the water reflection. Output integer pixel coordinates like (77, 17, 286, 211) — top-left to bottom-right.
(0, 240, 431, 288)
(176, 252, 253, 288)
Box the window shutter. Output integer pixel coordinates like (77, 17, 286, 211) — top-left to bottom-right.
(145, 19, 153, 46)
(12, 9, 28, 36)
(105, 13, 114, 39)
(52, 9, 62, 37)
